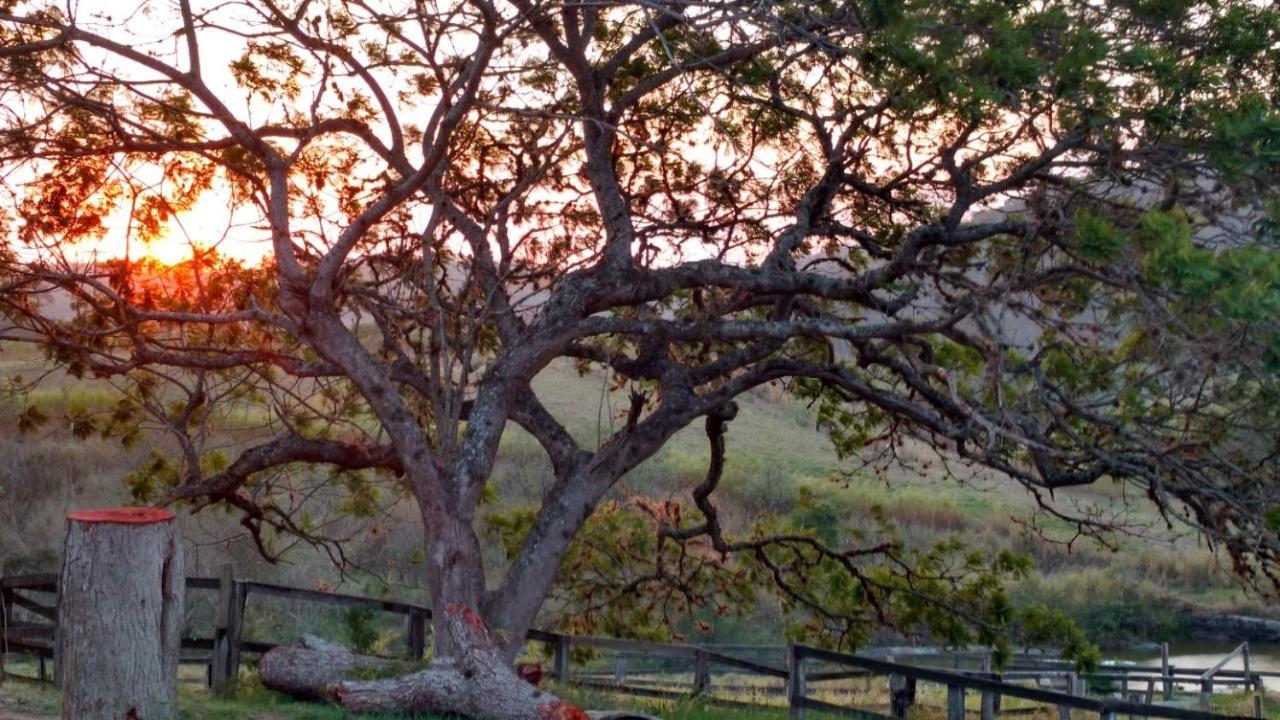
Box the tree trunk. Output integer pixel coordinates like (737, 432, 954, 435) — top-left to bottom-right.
(423, 508, 488, 658)
(261, 605, 587, 720)
(58, 507, 183, 720)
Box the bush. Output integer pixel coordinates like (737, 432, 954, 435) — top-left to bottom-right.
(344, 606, 380, 654)
(1011, 569, 1190, 646)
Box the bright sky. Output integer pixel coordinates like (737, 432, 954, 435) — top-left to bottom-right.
(27, 0, 514, 268)
(14, 0, 1050, 270)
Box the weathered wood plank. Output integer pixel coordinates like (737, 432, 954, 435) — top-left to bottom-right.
(553, 635, 570, 682)
(693, 650, 710, 696)
(792, 646, 1256, 720)
(571, 678, 786, 713)
(211, 565, 235, 696)
(6, 590, 56, 621)
(1202, 644, 1249, 681)
(560, 634, 698, 657)
(789, 644, 808, 720)
(242, 581, 428, 616)
(225, 580, 247, 693)
(0, 573, 57, 591)
(700, 650, 789, 679)
(407, 609, 427, 659)
(2, 623, 55, 639)
(948, 685, 966, 720)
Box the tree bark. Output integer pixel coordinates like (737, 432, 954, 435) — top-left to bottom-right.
(423, 510, 488, 659)
(58, 507, 183, 720)
(256, 634, 398, 701)
(261, 604, 588, 720)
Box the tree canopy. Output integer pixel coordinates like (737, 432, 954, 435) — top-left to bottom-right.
(2, 0, 1279, 710)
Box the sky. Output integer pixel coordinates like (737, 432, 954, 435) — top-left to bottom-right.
(11, 0, 1064, 270)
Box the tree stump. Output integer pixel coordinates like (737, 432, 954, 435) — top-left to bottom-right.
(58, 508, 183, 720)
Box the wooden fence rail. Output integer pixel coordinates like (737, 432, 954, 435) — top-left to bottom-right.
(788, 646, 1261, 720)
(0, 570, 1269, 719)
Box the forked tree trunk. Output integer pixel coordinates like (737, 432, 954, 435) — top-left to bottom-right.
(58, 508, 184, 720)
(261, 605, 589, 720)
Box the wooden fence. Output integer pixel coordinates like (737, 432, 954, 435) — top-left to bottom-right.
(2, 569, 1273, 720)
(784, 646, 1274, 720)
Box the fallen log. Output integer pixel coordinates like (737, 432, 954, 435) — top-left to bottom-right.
(257, 634, 398, 701)
(260, 605, 587, 720)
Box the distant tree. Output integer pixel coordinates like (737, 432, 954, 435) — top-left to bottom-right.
(2, 0, 1278, 716)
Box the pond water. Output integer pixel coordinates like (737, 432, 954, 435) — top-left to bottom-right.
(1107, 641, 1280, 674)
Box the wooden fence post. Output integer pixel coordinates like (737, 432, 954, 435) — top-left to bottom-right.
(787, 644, 807, 720)
(614, 653, 627, 686)
(980, 653, 996, 720)
(0, 587, 11, 632)
(51, 617, 62, 689)
(947, 684, 966, 720)
(553, 634, 570, 683)
(1161, 644, 1172, 700)
(406, 609, 427, 659)
(1059, 670, 1077, 720)
(890, 672, 917, 719)
(210, 565, 248, 696)
(1242, 642, 1251, 694)
(224, 579, 247, 694)
(211, 564, 233, 696)
(693, 649, 710, 696)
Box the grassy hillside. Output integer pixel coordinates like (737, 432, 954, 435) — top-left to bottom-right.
(0, 339, 1270, 651)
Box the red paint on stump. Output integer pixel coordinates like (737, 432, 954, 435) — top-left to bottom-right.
(67, 507, 174, 525)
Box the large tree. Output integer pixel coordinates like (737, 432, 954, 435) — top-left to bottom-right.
(2, 0, 1279, 716)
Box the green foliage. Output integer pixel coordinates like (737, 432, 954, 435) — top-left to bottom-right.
(124, 450, 182, 503)
(335, 471, 381, 518)
(484, 491, 1084, 663)
(1012, 570, 1191, 646)
(343, 606, 381, 654)
(1267, 506, 1280, 533)
(1203, 95, 1280, 189)
(1071, 211, 1125, 263)
(1133, 208, 1280, 372)
(1013, 604, 1100, 672)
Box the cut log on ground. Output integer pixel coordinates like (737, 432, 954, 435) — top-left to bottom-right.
(260, 605, 589, 720)
(256, 634, 398, 701)
(58, 507, 183, 720)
